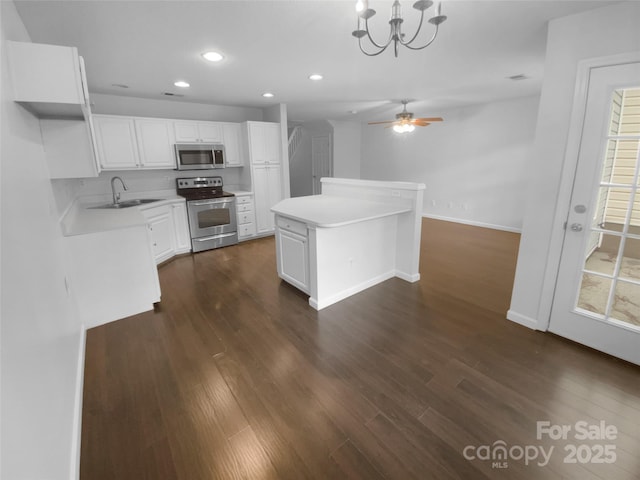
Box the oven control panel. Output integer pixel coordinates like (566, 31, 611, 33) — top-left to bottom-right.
(177, 176, 223, 189)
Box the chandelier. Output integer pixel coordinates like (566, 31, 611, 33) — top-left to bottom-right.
(352, 0, 447, 57)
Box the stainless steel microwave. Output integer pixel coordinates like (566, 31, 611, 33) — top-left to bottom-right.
(175, 143, 225, 170)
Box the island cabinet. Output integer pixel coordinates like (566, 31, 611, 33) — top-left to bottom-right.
(272, 178, 425, 310)
(275, 216, 310, 293)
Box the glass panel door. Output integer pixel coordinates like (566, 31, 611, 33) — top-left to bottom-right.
(549, 60, 640, 366)
(575, 88, 640, 328)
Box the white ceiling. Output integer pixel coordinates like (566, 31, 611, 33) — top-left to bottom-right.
(14, 0, 619, 123)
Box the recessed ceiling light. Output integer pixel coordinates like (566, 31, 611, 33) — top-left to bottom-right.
(202, 51, 224, 62)
(262, 92, 275, 98)
(174, 81, 190, 88)
(309, 74, 323, 81)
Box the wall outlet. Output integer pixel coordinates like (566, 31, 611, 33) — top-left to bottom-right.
(431, 199, 437, 207)
(391, 190, 401, 197)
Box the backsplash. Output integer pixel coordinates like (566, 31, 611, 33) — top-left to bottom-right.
(50, 167, 247, 217)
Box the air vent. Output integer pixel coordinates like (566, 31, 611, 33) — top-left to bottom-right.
(507, 74, 528, 81)
(162, 92, 184, 97)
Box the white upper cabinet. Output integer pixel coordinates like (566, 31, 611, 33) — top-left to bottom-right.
(7, 41, 88, 117)
(246, 122, 281, 165)
(94, 115, 177, 171)
(8, 41, 101, 178)
(134, 118, 176, 169)
(222, 123, 243, 167)
(93, 115, 140, 170)
(174, 121, 222, 143)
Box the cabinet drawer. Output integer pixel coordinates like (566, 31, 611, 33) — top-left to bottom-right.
(276, 216, 307, 237)
(236, 203, 253, 213)
(236, 195, 253, 205)
(237, 211, 255, 225)
(238, 223, 256, 238)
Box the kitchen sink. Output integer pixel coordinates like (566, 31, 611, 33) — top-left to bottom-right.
(89, 198, 163, 209)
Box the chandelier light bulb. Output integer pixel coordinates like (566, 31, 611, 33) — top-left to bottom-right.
(355, 0, 364, 12)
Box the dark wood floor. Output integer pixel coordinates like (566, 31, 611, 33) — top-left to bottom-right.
(80, 218, 640, 479)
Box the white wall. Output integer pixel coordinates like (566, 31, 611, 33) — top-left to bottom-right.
(360, 95, 539, 231)
(329, 120, 361, 179)
(1, 1, 84, 478)
(509, 1, 640, 330)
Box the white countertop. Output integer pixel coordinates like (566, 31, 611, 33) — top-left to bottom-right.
(271, 195, 411, 228)
(225, 189, 253, 196)
(62, 193, 184, 237)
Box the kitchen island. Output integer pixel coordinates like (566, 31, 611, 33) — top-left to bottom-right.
(272, 177, 425, 310)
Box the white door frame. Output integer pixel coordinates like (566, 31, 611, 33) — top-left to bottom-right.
(536, 52, 640, 332)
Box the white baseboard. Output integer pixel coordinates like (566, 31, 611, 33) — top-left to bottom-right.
(507, 310, 541, 330)
(71, 324, 87, 480)
(395, 271, 420, 282)
(422, 213, 522, 234)
(309, 270, 396, 310)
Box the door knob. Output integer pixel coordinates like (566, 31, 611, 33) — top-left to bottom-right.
(570, 223, 583, 232)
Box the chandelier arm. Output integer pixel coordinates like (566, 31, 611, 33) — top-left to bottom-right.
(397, 9, 426, 46)
(363, 15, 394, 50)
(358, 37, 391, 56)
(402, 24, 439, 51)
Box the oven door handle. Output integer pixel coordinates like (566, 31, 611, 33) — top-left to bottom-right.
(193, 232, 237, 242)
(190, 199, 234, 207)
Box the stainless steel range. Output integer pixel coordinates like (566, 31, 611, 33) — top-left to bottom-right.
(177, 176, 238, 252)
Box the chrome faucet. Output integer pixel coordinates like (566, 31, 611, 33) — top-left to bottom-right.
(111, 176, 128, 204)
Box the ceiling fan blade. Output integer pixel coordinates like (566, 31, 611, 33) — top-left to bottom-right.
(412, 120, 432, 126)
(368, 120, 396, 125)
(414, 117, 443, 122)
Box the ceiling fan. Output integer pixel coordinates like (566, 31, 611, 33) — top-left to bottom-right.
(368, 100, 443, 133)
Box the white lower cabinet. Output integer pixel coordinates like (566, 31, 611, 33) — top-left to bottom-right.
(171, 202, 191, 252)
(275, 216, 309, 293)
(236, 194, 256, 240)
(141, 199, 191, 264)
(144, 205, 174, 264)
(252, 165, 282, 234)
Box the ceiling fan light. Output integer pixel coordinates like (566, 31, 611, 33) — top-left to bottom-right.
(393, 124, 403, 133)
(406, 124, 415, 132)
